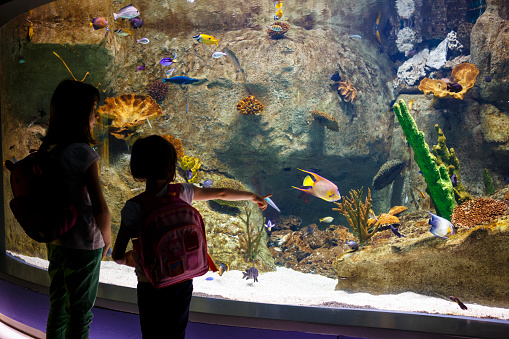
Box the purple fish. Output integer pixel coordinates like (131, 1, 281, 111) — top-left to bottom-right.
(136, 65, 146, 71)
(450, 174, 458, 187)
(447, 82, 463, 93)
(130, 17, 144, 29)
(345, 240, 358, 251)
(185, 169, 193, 180)
(485, 76, 492, 82)
(202, 179, 213, 188)
(264, 220, 274, 231)
(242, 267, 259, 282)
(160, 53, 178, 66)
(390, 225, 405, 238)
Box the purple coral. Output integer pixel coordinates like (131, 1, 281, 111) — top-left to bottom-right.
(147, 80, 169, 102)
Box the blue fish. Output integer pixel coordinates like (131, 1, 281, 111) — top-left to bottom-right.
(205, 277, 214, 281)
(427, 212, 455, 238)
(307, 226, 314, 235)
(390, 225, 405, 238)
(162, 76, 200, 85)
(185, 169, 193, 180)
(160, 56, 177, 66)
(202, 179, 213, 188)
(450, 174, 458, 187)
(265, 197, 281, 212)
(345, 240, 358, 251)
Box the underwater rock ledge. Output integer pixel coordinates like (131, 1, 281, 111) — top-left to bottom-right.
(333, 214, 509, 308)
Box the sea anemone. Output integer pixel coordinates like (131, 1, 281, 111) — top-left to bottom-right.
(372, 160, 405, 190)
(147, 80, 169, 102)
(236, 95, 264, 115)
(267, 22, 290, 39)
(337, 80, 358, 102)
(451, 197, 508, 228)
(311, 110, 339, 131)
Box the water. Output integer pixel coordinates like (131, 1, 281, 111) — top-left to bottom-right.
(1, 0, 508, 320)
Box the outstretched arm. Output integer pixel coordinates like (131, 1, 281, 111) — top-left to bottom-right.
(192, 187, 270, 210)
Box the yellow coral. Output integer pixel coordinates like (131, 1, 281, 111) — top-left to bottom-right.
(236, 95, 264, 115)
(179, 155, 201, 183)
(418, 63, 479, 100)
(97, 94, 162, 139)
(162, 134, 185, 160)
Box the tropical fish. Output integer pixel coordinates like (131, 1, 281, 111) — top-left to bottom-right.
(212, 51, 227, 58)
(113, 4, 140, 21)
(130, 16, 143, 29)
(265, 197, 281, 212)
(447, 82, 463, 93)
(185, 169, 193, 180)
(485, 76, 492, 82)
(348, 35, 362, 39)
(136, 64, 146, 71)
(265, 220, 274, 231)
(19, 59, 26, 64)
(114, 28, 132, 36)
(274, 1, 283, 9)
(222, 47, 246, 81)
(90, 17, 108, 30)
(218, 263, 229, 276)
(267, 24, 283, 32)
(201, 179, 213, 188)
(165, 68, 176, 77)
(427, 212, 455, 239)
(274, 9, 283, 20)
(449, 296, 467, 310)
(330, 71, 341, 82)
(409, 99, 414, 110)
(319, 217, 334, 223)
(374, 12, 381, 44)
(450, 174, 458, 187)
(292, 168, 341, 202)
(160, 57, 176, 66)
(193, 34, 219, 45)
(137, 38, 150, 44)
(242, 267, 259, 282)
(205, 277, 214, 281)
(307, 226, 314, 235)
(404, 195, 409, 206)
(186, 99, 189, 114)
(416, 188, 426, 198)
(345, 240, 358, 251)
(27, 20, 33, 41)
(390, 225, 405, 238)
(162, 76, 200, 85)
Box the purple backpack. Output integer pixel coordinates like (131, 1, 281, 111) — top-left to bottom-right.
(132, 183, 217, 288)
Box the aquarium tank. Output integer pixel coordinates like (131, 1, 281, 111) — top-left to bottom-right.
(1, 0, 509, 326)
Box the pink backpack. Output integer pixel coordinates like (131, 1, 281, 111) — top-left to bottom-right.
(132, 184, 217, 288)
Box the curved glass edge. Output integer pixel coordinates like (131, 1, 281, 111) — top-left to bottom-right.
(1, 253, 508, 338)
(0, 0, 54, 27)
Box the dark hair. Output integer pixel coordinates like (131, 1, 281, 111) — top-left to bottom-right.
(42, 79, 100, 145)
(130, 135, 177, 182)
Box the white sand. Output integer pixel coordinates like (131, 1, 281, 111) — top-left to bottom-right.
(8, 251, 509, 320)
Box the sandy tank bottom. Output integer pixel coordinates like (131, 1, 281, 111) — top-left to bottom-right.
(8, 251, 509, 320)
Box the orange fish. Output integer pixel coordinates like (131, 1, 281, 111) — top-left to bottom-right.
(416, 189, 426, 198)
(292, 169, 341, 202)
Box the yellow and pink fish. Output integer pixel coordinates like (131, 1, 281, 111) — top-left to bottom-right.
(292, 169, 341, 202)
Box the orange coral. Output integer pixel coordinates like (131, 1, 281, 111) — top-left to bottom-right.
(388, 206, 408, 216)
(418, 63, 479, 100)
(337, 80, 358, 102)
(311, 110, 339, 131)
(236, 95, 264, 115)
(375, 213, 400, 226)
(97, 94, 163, 139)
(267, 22, 290, 39)
(451, 197, 508, 228)
(162, 134, 185, 160)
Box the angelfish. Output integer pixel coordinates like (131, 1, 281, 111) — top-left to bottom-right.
(427, 212, 455, 238)
(292, 168, 341, 202)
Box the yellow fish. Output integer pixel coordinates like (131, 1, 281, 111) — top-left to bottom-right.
(374, 12, 381, 44)
(292, 169, 341, 202)
(218, 263, 229, 276)
(319, 217, 334, 223)
(274, 1, 283, 9)
(409, 99, 414, 111)
(27, 20, 33, 41)
(274, 8, 283, 20)
(193, 34, 219, 45)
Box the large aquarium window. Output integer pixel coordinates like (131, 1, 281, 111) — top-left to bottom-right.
(2, 0, 509, 326)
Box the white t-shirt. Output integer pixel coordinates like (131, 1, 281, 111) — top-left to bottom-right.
(52, 143, 104, 250)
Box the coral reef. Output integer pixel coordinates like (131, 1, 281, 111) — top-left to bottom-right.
(418, 63, 479, 100)
(213, 178, 247, 207)
(97, 94, 163, 139)
(426, 31, 463, 70)
(372, 160, 405, 190)
(311, 110, 339, 132)
(393, 99, 456, 220)
(267, 21, 290, 39)
(236, 95, 264, 115)
(237, 205, 264, 262)
(337, 80, 358, 102)
(396, 27, 418, 55)
(332, 187, 376, 245)
(162, 134, 185, 160)
(147, 80, 169, 102)
(483, 168, 495, 195)
(179, 155, 201, 183)
(368, 206, 407, 230)
(451, 197, 508, 228)
(431, 124, 472, 204)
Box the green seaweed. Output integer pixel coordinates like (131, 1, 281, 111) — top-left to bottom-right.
(237, 204, 264, 262)
(431, 124, 473, 204)
(483, 168, 495, 195)
(393, 99, 456, 220)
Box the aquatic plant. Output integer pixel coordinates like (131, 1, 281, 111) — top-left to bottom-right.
(451, 197, 507, 228)
(393, 99, 456, 220)
(332, 187, 377, 246)
(147, 80, 169, 102)
(431, 125, 473, 204)
(97, 94, 162, 139)
(483, 168, 495, 195)
(213, 178, 247, 207)
(162, 134, 185, 160)
(372, 160, 405, 190)
(418, 63, 479, 100)
(267, 21, 290, 39)
(237, 204, 264, 262)
(311, 110, 339, 131)
(337, 80, 358, 102)
(179, 155, 201, 183)
(236, 95, 264, 115)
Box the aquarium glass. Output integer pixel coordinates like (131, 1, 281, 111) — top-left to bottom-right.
(2, 0, 509, 320)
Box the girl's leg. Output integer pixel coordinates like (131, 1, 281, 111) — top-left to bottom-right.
(46, 244, 67, 339)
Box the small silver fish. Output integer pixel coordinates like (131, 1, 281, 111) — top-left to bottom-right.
(265, 197, 281, 212)
(348, 34, 362, 39)
(165, 68, 176, 77)
(212, 51, 227, 58)
(114, 4, 140, 21)
(319, 217, 334, 223)
(137, 38, 150, 44)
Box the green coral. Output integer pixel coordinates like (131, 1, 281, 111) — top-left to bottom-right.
(237, 204, 264, 262)
(393, 99, 456, 220)
(213, 178, 247, 208)
(431, 124, 473, 204)
(483, 168, 495, 195)
(332, 187, 377, 246)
